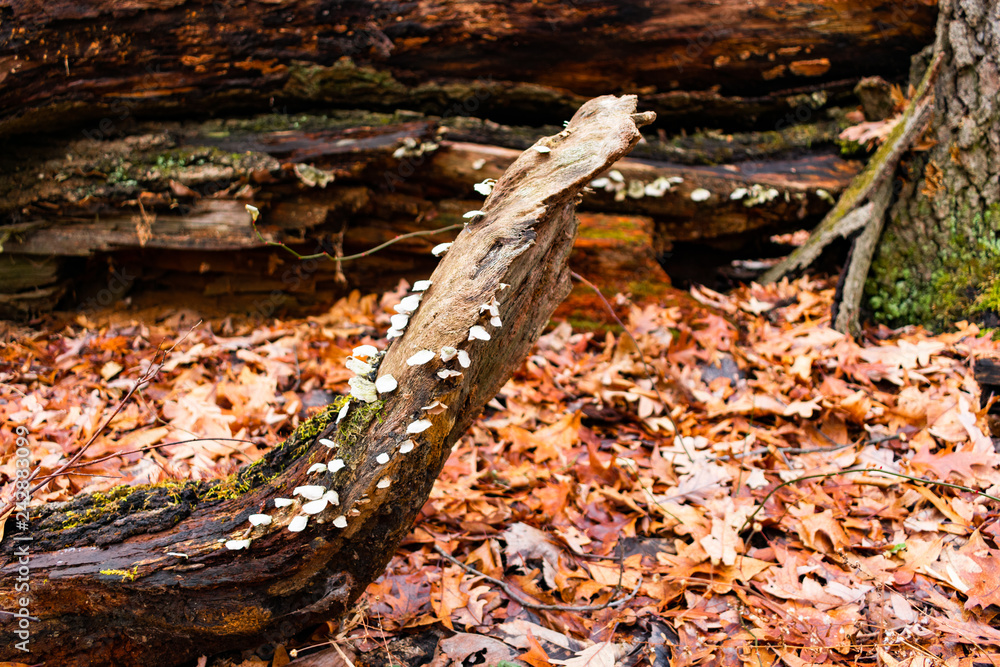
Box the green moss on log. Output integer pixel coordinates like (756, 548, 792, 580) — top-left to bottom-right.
(30, 401, 346, 551)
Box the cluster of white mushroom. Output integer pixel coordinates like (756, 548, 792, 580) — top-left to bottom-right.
(590, 170, 685, 202)
(225, 176, 509, 550)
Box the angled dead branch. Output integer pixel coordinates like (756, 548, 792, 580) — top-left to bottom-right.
(0, 95, 654, 667)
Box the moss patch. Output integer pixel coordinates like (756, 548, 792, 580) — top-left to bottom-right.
(866, 203, 1000, 329)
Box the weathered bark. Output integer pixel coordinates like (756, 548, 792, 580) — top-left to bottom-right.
(865, 0, 1000, 329)
(0, 109, 857, 316)
(0, 95, 653, 666)
(0, 0, 936, 138)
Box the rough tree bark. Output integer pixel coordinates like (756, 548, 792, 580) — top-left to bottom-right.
(864, 0, 1000, 329)
(0, 95, 653, 666)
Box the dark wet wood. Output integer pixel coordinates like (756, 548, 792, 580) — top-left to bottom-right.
(0, 0, 936, 138)
(0, 111, 858, 316)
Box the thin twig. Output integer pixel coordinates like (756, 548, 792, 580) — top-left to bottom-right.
(252, 217, 464, 262)
(0, 330, 195, 518)
(37, 436, 265, 477)
(328, 641, 357, 667)
(711, 432, 905, 462)
(0, 609, 40, 621)
(432, 543, 642, 612)
(740, 467, 1000, 534)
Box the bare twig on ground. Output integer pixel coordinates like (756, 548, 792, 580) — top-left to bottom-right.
(432, 543, 642, 613)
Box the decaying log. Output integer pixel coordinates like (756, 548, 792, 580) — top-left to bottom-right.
(0, 0, 936, 138)
(0, 95, 653, 666)
(0, 110, 858, 316)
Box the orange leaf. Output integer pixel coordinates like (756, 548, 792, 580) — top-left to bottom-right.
(430, 565, 466, 630)
(519, 631, 551, 667)
(959, 530, 1000, 610)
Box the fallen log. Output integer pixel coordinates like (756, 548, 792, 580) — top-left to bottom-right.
(0, 94, 653, 666)
(0, 111, 858, 316)
(0, 0, 936, 138)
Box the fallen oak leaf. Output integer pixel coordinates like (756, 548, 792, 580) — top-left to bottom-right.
(429, 564, 467, 630)
(503, 523, 564, 589)
(440, 634, 520, 667)
(910, 444, 1000, 481)
(550, 642, 625, 667)
(520, 631, 552, 667)
(957, 530, 1000, 611)
(783, 399, 823, 419)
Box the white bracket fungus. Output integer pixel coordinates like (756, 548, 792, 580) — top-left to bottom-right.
(407, 419, 433, 434)
(422, 400, 448, 415)
(302, 498, 329, 515)
(345, 356, 373, 376)
(474, 179, 496, 196)
(293, 485, 326, 501)
(390, 313, 410, 329)
(468, 325, 491, 341)
(395, 294, 423, 314)
(407, 349, 436, 366)
(348, 376, 378, 403)
(353, 344, 378, 358)
(375, 374, 398, 393)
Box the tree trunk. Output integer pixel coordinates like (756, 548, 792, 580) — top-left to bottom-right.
(0, 95, 653, 667)
(865, 0, 1000, 329)
(0, 0, 935, 138)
